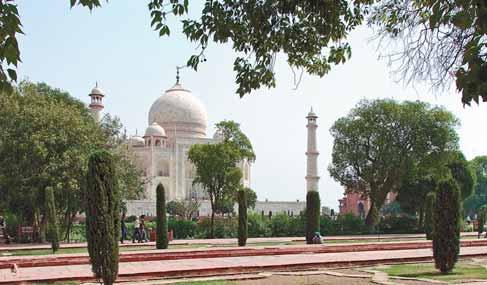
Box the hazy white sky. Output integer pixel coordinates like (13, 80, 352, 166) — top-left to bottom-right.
(16, 1, 486, 210)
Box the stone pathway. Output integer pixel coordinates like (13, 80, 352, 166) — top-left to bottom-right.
(1, 245, 487, 284)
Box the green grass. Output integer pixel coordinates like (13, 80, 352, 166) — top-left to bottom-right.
(32, 281, 80, 285)
(382, 262, 487, 281)
(172, 281, 234, 285)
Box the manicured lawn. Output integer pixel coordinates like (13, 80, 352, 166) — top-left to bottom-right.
(172, 281, 234, 285)
(382, 262, 487, 281)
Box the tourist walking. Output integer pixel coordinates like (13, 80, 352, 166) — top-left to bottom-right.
(132, 216, 140, 243)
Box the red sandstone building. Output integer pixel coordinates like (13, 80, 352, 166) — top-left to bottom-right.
(338, 191, 397, 218)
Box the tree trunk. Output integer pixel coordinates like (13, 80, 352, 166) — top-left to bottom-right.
(210, 211, 215, 239)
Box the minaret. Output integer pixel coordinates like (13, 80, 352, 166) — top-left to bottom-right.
(88, 82, 105, 122)
(306, 107, 320, 192)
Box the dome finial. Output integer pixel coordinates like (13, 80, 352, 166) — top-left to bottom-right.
(176, 66, 181, 84)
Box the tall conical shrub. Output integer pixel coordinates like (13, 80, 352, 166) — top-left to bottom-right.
(238, 189, 248, 246)
(433, 179, 460, 273)
(306, 191, 320, 244)
(156, 183, 168, 249)
(86, 150, 120, 285)
(424, 192, 436, 240)
(45, 186, 59, 253)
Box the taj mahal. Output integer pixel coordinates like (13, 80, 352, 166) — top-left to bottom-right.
(87, 76, 329, 217)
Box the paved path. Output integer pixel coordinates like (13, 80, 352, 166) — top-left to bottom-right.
(1, 245, 487, 284)
(0, 232, 479, 252)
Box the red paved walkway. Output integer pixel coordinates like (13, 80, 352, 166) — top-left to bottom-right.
(1, 246, 487, 284)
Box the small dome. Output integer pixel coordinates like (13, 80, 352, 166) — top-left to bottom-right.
(90, 86, 105, 97)
(148, 83, 207, 139)
(144, 122, 167, 137)
(130, 136, 145, 146)
(307, 107, 317, 118)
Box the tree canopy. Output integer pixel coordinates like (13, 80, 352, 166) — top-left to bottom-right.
(0, 81, 144, 240)
(1, 0, 483, 104)
(464, 156, 487, 215)
(188, 143, 242, 238)
(329, 99, 459, 226)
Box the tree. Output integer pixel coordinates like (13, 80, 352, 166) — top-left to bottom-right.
(166, 200, 201, 220)
(424, 192, 436, 240)
(156, 183, 168, 249)
(237, 188, 248, 246)
(396, 178, 436, 226)
(45, 186, 59, 253)
(432, 179, 461, 273)
(447, 152, 475, 201)
(0, 81, 145, 242)
(215, 121, 255, 162)
(370, 0, 487, 105)
(188, 143, 242, 238)
(306, 191, 321, 244)
(464, 156, 487, 216)
(4, 1, 485, 104)
(477, 205, 487, 238)
(85, 150, 120, 285)
(0, 81, 103, 240)
(329, 99, 459, 226)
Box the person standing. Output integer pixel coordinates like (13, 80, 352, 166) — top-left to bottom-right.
(132, 216, 140, 243)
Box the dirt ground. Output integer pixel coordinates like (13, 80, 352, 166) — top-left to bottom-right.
(236, 275, 373, 285)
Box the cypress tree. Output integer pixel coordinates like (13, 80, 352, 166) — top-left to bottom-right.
(478, 205, 487, 238)
(86, 150, 120, 285)
(238, 189, 248, 246)
(432, 179, 461, 273)
(45, 186, 59, 253)
(306, 191, 320, 244)
(424, 192, 436, 240)
(156, 183, 168, 249)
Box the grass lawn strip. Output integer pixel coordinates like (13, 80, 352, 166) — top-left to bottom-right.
(380, 262, 487, 282)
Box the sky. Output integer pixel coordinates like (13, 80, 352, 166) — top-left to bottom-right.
(15, 1, 486, 210)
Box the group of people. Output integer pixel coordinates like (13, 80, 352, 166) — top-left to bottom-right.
(120, 214, 148, 243)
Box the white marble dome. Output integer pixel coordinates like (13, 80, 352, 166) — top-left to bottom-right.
(148, 83, 207, 138)
(130, 136, 145, 146)
(144, 122, 167, 137)
(90, 86, 104, 96)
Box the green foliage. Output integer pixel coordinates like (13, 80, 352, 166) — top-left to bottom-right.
(195, 217, 237, 239)
(247, 213, 271, 237)
(329, 99, 459, 226)
(156, 184, 168, 249)
(188, 143, 242, 238)
(0, 81, 144, 242)
(45, 187, 59, 253)
(237, 189, 248, 246)
(478, 205, 487, 236)
(396, 178, 436, 220)
(168, 219, 196, 239)
(85, 150, 120, 285)
(166, 200, 200, 220)
(447, 152, 475, 201)
(424, 192, 436, 240)
(306, 191, 321, 244)
(149, 1, 363, 97)
(464, 156, 487, 215)
(215, 121, 255, 162)
(378, 215, 420, 234)
(433, 180, 461, 273)
(335, 213, 368, 235)
(0, 1, 22, 93)
(270, 213, 291, 237)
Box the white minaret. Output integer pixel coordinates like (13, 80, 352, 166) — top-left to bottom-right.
(306, 107, 320, 192)
(88, 83, 105, 122)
